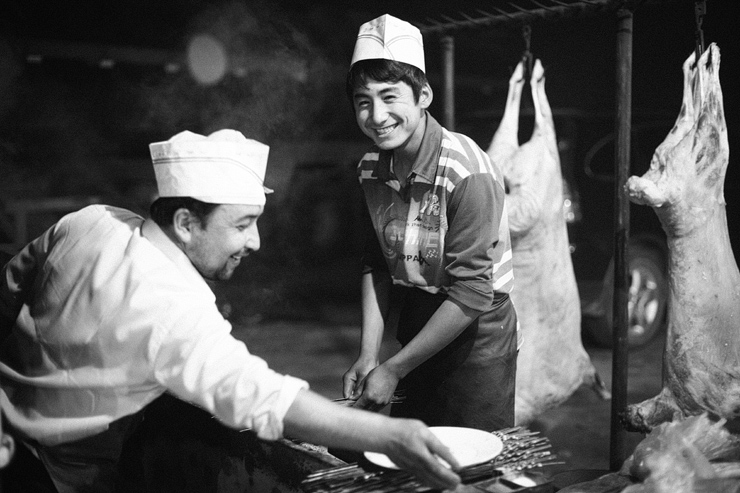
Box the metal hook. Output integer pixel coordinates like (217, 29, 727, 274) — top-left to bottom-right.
(522, 24, 533, 78)
(694, 0, 706, 63)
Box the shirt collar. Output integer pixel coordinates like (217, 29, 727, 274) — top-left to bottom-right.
(375, 112, 443, 186)
(411, 112, 443, 184)
(141, 218, 213, 296)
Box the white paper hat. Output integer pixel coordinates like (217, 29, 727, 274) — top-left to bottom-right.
(149, 129, 272, 206)
(350, 14, 425, 73)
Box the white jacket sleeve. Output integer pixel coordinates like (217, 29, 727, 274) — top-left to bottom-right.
(151, 301, 308, 440)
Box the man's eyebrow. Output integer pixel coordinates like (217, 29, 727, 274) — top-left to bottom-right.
(377, 87, 403, 99)
(354, 85, 400, 99)
(234, 213, 259, 223)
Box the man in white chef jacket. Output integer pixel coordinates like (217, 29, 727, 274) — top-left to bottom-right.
(0, 129, 461, 492)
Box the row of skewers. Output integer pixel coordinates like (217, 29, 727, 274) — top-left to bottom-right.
(301, 426, 562, 492)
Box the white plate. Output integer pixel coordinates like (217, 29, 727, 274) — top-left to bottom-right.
(363, 426, 503, 470)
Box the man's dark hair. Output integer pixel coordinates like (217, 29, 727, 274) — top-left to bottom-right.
(345, 59, 428, 104)
(149, 197, 219, 229)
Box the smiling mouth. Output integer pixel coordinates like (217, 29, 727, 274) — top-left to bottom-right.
(374, 124, 398, 137)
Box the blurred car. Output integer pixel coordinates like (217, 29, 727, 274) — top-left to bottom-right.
(561, 118, 672, 348)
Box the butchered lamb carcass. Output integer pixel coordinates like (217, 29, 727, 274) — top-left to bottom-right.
(622, 43, 740, 432)
(487, 58, 610, 425)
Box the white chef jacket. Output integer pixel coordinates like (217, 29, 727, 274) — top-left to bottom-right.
(0, 205, 308, 446)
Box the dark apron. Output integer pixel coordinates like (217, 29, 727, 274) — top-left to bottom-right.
(390, 287, 517, 432)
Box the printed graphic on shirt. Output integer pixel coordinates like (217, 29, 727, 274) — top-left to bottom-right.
(373, 186, 446, 290)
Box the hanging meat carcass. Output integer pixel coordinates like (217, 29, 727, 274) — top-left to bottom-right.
(621, 43, 740, 432)
(488, 58, 610, 425)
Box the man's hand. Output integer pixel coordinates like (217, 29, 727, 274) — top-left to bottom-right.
(382, 418, 461, 490)
(342, 356, 377, 400)
(353, 363, 400, 412)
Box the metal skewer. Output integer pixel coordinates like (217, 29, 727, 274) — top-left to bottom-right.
(301, 426, 560, 492)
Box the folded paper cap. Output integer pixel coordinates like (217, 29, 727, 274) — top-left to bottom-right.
(149, 129, 272, 206)
(350, 14, 425, 73)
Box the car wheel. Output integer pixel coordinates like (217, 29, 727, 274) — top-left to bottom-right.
(584, 243, 668, 348)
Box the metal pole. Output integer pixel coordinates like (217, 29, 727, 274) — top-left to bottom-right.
(610, 7, 632, 471)
(440, 35, 455, 131)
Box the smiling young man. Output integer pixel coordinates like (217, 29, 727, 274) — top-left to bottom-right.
(0, 129, 461, 492)
(342, 15, 519, 432)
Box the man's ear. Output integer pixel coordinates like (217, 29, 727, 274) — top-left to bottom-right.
(171, 208, 196, 245)
(419, 83, 433, 109)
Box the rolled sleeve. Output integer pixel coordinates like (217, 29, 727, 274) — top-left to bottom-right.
(444, 173, 504, 311)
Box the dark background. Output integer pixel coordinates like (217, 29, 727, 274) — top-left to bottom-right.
(1, 0, 738, 322)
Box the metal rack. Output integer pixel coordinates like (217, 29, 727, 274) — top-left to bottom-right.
(412, 0, 689, 471)
(414, 0, 667, 132)
(418, 0, 630, 34)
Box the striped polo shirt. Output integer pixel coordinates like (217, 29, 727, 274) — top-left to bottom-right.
(358, 113, 514, 312)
